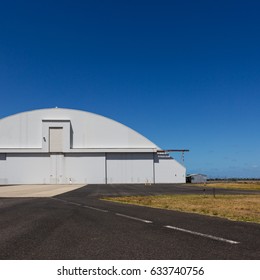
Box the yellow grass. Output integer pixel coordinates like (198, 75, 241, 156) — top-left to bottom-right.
(104, 194, 260, 223)
(200, 181, 260, 191)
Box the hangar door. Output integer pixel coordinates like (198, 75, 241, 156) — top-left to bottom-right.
(49, 127, 63, 152)
(50, 154, 64, 184)
(64, 153, 106, 184)
(49, 154, 106, 184)
(106, 153, 154, 184)
(49, 127, 64, 184)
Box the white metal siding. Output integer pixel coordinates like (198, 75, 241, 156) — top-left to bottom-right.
(0, 154, 51, 184)
(0, 109, 186, 185)
(106, 153, 154, 184)
(64, 153, 105, 184)
(50, 154, 65, 184)
(49, 127, 63, 152)
(154, 154, 186, 183)
(0, 153, 186, 185)
(190, 175, 207, 183)
(0, 108, 157, 150)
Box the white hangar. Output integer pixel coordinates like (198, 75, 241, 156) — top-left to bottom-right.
(0, 108, 186, 185)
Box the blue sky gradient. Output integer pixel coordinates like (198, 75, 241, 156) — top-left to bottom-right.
(0, 0, 259, 178)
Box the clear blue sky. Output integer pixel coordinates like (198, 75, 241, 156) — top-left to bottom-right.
(0, 0, 259, 178)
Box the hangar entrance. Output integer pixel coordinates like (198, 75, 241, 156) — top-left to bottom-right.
(49, 127, 63, 153)
(49, 154, 106, 185)
(50, 154, 64, 184)
(49, 127, 64, 184)
(106, 153, 154, 184)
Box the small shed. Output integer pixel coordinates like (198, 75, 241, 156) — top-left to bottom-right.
(186, 174, 207, 183)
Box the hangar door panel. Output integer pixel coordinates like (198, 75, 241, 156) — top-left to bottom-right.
(2, 154, 50, 184)
(50, 154, 64, 184)
(64, 153, 106, 184)
(106, 153, 154, 184)
(49, 127, 63, 152)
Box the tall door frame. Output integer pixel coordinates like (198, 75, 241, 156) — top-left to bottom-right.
(50, 154, 64, 184)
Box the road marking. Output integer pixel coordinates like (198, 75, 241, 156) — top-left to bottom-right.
(83, 205, 108, 213)
(116, 213, 153, 224)
(51, 197, 239, 245)
(68, 201, 82, 206)
(164, 225, 240, 244)
(50, 198, 65, 202)
(50, 198, 108, 212)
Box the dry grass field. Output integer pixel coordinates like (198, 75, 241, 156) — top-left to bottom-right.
(200, 181, 260, 191)
(104, 194, 260, 223)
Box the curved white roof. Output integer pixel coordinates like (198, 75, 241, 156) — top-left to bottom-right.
(0, 108, 158, 152)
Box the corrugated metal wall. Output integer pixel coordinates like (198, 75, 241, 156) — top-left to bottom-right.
(106, 153, 154, 184)
(154, 154, 186, 183)
(0, 153, 185, 184)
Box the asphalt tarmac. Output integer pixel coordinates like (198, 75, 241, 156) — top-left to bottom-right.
(0, 184, 259, 259)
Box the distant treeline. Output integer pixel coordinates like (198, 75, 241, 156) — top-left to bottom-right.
(208, 178, 260, 181)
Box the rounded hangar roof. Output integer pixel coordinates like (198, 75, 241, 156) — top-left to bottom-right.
(0, 108, 158, 149)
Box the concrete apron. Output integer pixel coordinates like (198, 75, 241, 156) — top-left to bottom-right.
(0, 184, 85, 197)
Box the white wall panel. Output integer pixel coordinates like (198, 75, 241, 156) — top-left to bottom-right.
(64, 153, 105, 184)
(0, 154, 51, 184)
(0, 153, 186, 185)
(0, 108, 157, 150)
(0, 153, 106, 184)
(154, 154, 186, 183)
(49, 128, 63, 152)
(107, 153, 154, 184)
(0, 154, 7, 184)
(50, 154, 65, 184)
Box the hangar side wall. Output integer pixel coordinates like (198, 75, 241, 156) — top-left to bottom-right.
(154, 154, 186, 183)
